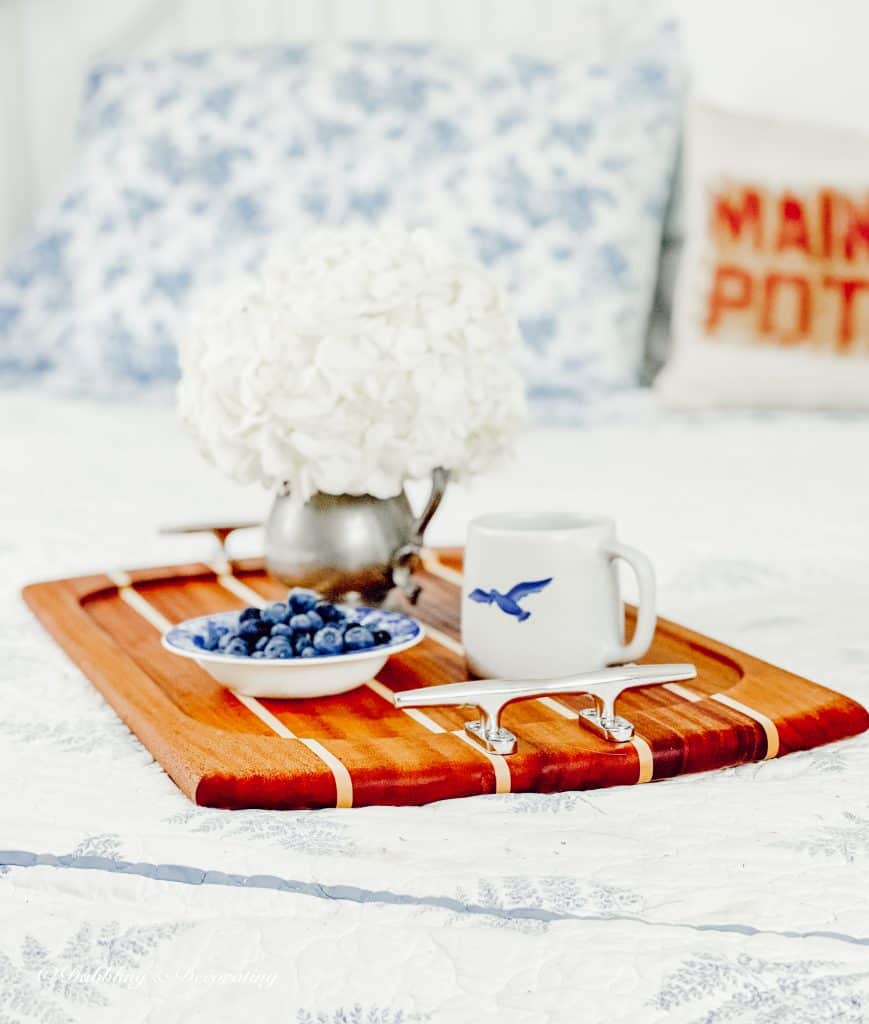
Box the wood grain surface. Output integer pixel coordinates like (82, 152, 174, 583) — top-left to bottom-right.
(22, 549, 869, 809)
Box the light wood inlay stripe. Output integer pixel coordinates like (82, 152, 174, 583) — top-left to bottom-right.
(235, 698, 354, 806)
(711, 692, 780, 759)
(299, 739, 354, 808)
(544, 688, 655, 783)
(630, 735, 654, 783)
(365, 678, 446, 734)
(663, 682, 703, 703)
(108, 568, 356, 807)
(107, 571, 173, 632)
(233, 692, 296, 738)
(210, 562, 268, 609)
(537, 695, 579, 719)
(452, 730, 512, 794)
(229, 697, 355, 807)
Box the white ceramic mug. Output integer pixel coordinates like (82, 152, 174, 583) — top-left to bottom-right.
(461, 513, 656, 679)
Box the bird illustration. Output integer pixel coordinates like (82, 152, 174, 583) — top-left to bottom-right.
(467, 578, 553, 622)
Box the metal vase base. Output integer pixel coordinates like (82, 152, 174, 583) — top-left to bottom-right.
(264, 469, 448, 607)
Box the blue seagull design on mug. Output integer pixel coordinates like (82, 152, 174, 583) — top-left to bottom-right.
(467, 578, 553, 622)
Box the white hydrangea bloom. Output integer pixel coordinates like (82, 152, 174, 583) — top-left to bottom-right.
(178, 228, 527, 499)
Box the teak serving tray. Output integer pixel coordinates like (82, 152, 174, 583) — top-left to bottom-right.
(23, 549, 869, 809)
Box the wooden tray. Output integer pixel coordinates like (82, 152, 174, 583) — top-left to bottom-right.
(23, 549, 869, 809)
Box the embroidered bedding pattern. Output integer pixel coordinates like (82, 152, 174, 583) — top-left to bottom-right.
(0, 29, 680, 418)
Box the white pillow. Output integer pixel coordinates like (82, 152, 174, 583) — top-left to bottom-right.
(657, 103, 869, 408)
(644, 0, 869, 375)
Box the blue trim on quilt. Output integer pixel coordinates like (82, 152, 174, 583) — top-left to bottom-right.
(0, 849, 568, 923)
(3, 849, 869, 948)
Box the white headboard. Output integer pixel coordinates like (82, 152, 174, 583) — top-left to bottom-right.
(0, 0, 621, 267)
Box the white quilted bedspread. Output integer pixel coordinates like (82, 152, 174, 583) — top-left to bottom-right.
(3, 390, 869, 1024)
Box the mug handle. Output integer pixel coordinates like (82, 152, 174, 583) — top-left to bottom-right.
(605, 542, 657, 663)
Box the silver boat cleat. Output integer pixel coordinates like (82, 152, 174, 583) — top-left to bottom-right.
(393, 663, 697, 755)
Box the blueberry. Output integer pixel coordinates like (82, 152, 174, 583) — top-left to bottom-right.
(289, 613, 313, 632)
(255, 635, 270, 651)
(239, 619, 268, 642)
(371, 629, 392, 646)
(225, 638, 249, 656)
(305, 610, 324, 632)
(315, 600, 344, 624)
(313, 625, 344, 655)
(270, 623, 293, 638)
(262, 602, 289, 625)
(344, 625, 375, 651)
(299, 646, 317, 658)
(217, 632, 234, 650)
(288, 588, 319, 614)
(251, 651, 265, 659)
(264, 638, 293, 659)
(292, 632, 313, 655)
(239, 607, 261, 623)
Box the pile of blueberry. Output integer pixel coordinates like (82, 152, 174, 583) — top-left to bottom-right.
(193, 588, 408, 659)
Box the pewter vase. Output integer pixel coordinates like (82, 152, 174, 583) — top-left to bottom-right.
(264, 468, 448, 606)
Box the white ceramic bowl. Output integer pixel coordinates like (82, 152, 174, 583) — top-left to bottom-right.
(161, 608, 424, 699)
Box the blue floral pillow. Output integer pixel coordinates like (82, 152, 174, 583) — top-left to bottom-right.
(0, 30, 680, 420)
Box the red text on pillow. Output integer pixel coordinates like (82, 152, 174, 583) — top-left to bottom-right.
(703, 185, 869, 353)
